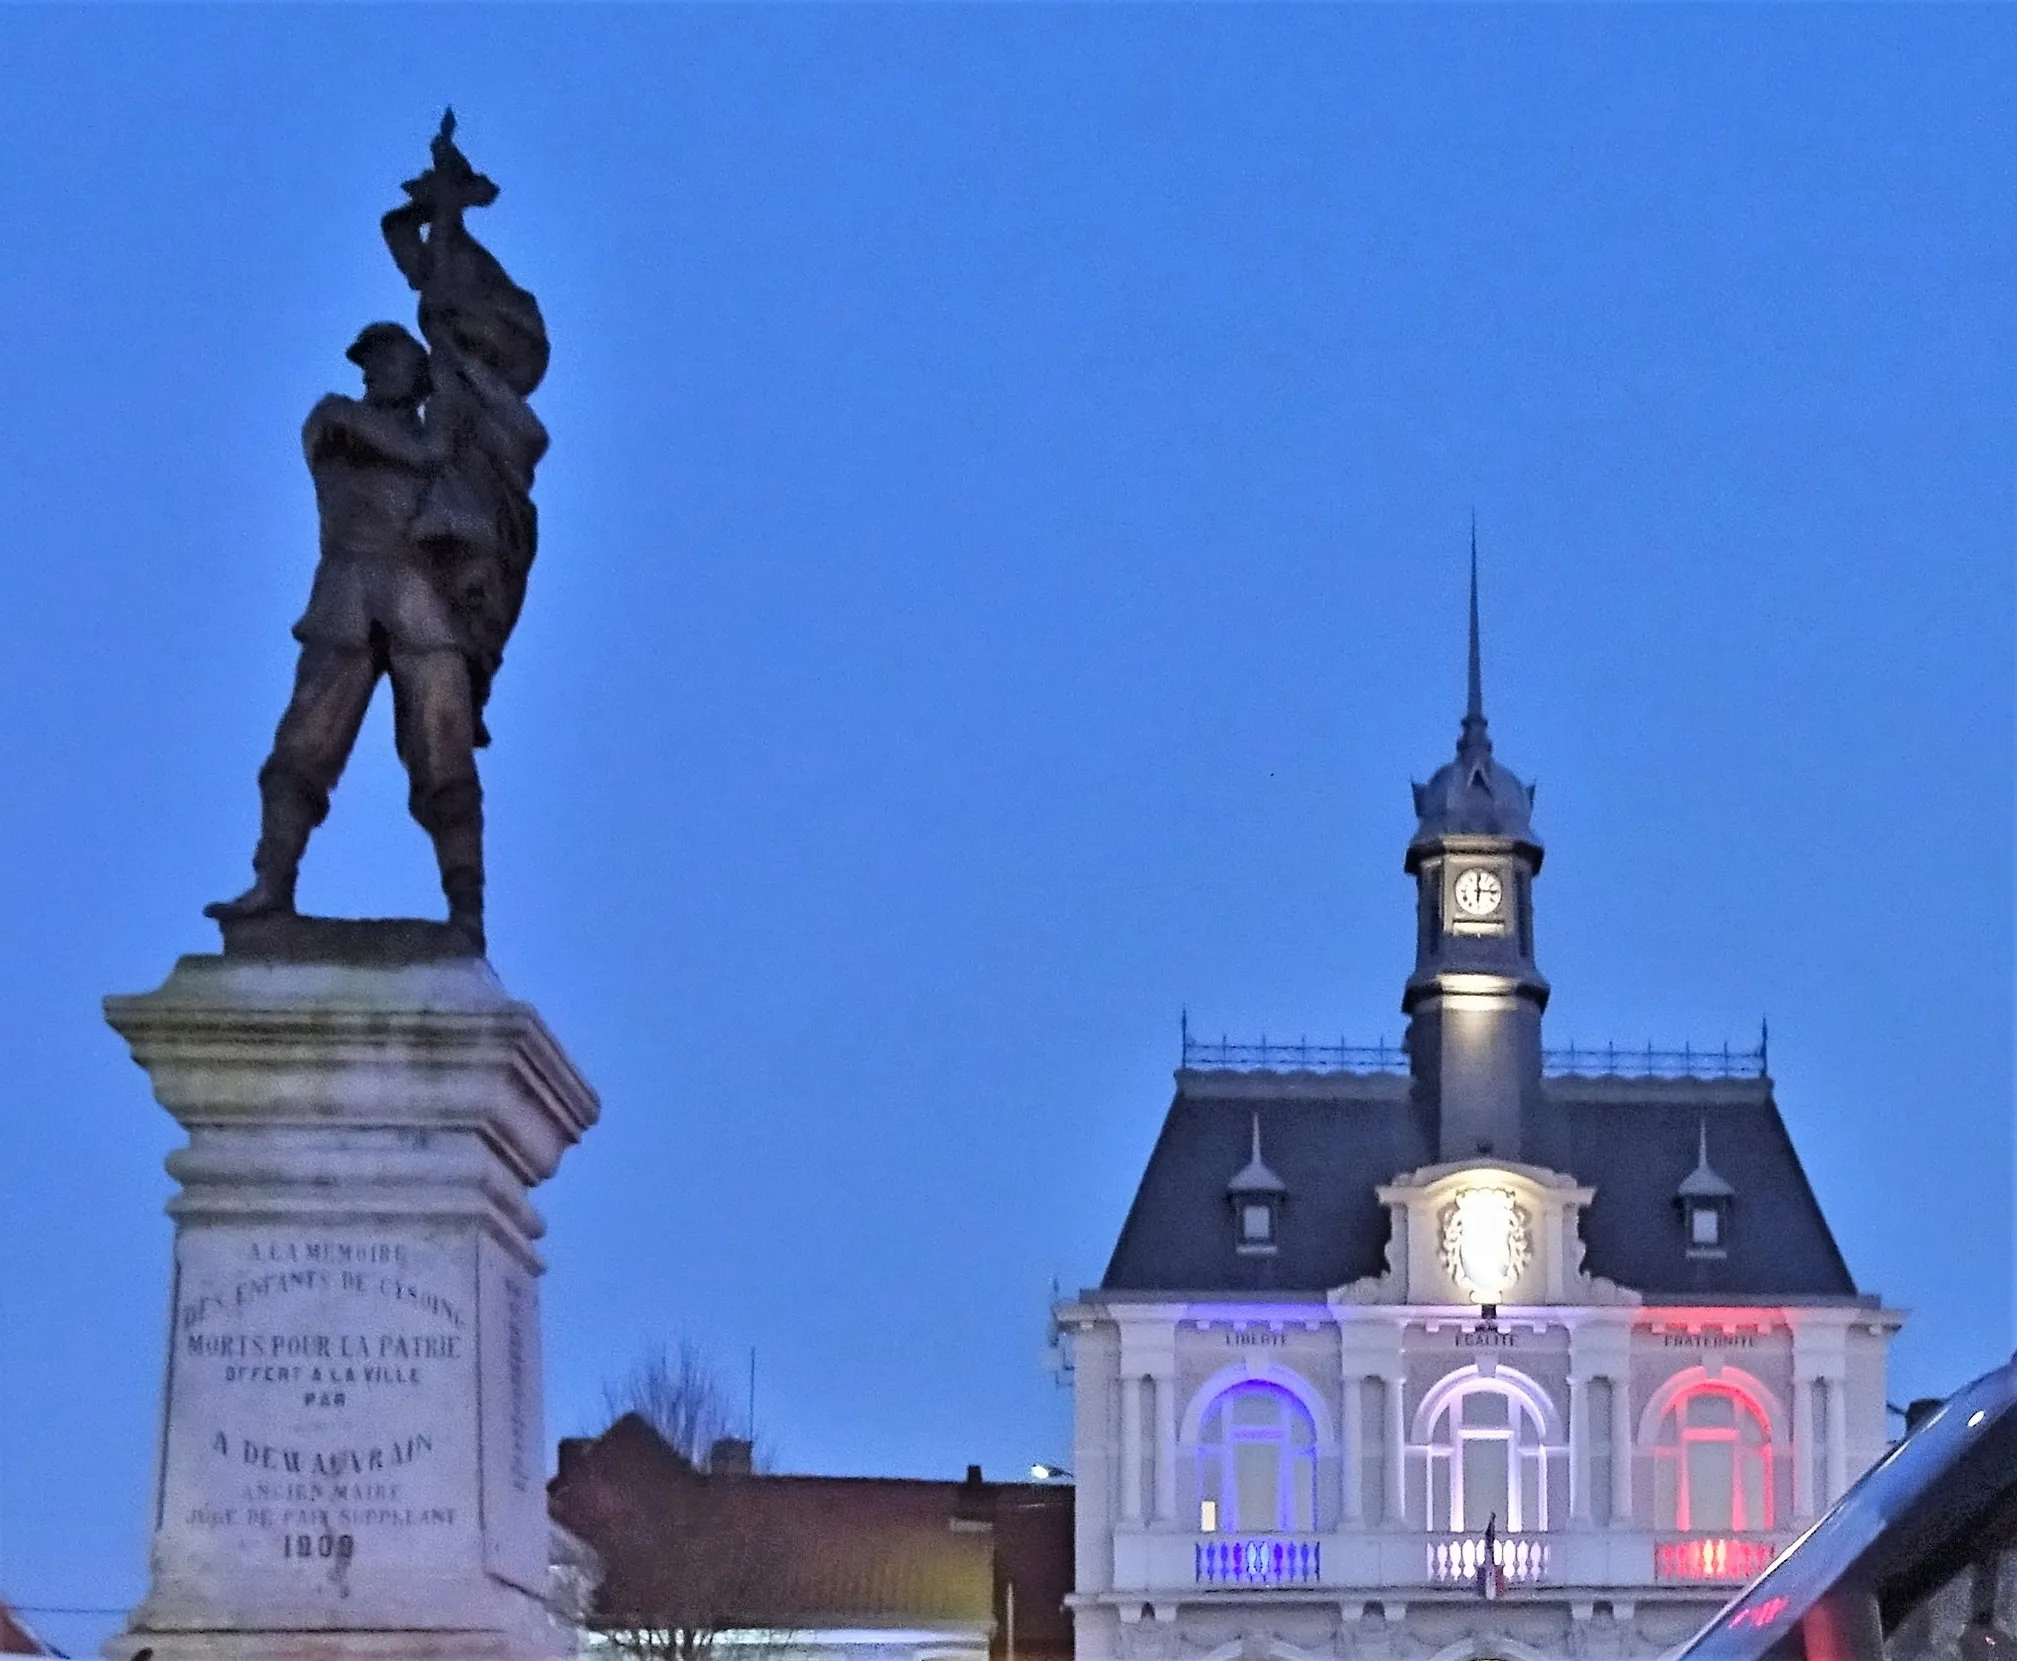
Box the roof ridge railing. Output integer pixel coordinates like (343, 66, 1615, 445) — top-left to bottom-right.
(1180, 1034, 1412, 1074)
(1178, 1022, 1769, 1081)
(1541, 1038, 1768, 1080)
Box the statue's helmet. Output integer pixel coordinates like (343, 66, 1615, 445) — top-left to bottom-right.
(345, 323, 431, 394)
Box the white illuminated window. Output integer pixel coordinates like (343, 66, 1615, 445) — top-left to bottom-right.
(1422, 1377, 1551, 1533)
(1242, 1204, 1273, 1243)
(1652, 1384, 1774, 1532)
(1691, 1207, 1722, 1246)
(1194, 1383, 1317, 1532)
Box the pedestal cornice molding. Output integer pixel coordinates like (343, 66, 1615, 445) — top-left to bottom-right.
(105, 956, 598, 1187)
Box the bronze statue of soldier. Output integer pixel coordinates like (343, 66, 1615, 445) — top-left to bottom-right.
(208, 114, 548, 951)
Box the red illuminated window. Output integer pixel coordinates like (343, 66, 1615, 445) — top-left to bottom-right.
(1653, 1383, 1775, 1533)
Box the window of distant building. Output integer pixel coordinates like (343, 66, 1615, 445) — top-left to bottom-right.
(1419, 1372, 1555, 1534)
(1652, 1382, 1774, 1533)
(1195, 1382, 1316, 1533)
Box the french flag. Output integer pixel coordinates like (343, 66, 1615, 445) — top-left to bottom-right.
(1477, 1515, 1508, 1601)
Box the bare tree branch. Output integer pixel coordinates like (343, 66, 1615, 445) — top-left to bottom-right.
(601, 1339, 774, 1472)
(602, 1339, 739, 1466)
(584, 1341, 795, 1661)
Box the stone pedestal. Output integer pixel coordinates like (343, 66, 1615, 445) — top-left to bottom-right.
(104, 937, 599, 1661)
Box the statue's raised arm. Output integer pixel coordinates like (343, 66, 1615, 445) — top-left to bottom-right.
(385, 110, 550, 738)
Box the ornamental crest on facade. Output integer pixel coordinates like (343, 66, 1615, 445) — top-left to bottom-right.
(1436, 1185, 1532, 1302)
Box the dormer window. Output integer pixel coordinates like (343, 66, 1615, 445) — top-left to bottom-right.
(1676, 1121, 1736, 1260)
(1227, 1114, 1286, 1257)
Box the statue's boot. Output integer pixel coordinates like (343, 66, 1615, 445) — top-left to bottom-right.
(204, 775, 315, 922)
(433, 814, 485, 954)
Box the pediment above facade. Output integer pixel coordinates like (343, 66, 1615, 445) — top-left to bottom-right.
(1330, 1158, 1639, 1308)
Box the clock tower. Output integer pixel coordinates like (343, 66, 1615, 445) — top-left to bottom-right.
(1405, 547, 1552, 1165)
(1073, 537, 1893, 1661)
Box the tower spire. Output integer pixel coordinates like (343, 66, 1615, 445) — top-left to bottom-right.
(1404, 519, 1548, 1166)
(1462, 518, 1489, 749)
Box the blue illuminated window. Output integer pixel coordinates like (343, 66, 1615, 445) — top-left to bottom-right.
(1195, 1382, 1316, 1533)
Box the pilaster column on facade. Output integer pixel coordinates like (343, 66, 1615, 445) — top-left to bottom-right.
(1608, 1371, 1633, 1524)
(1336, 1312, 1405, 1531)
(1824, 1376, 1850, 1507)
(1115, 1311, 1179, 1530)
(1841, 1308, 1906, 1483)
(1055, 1307, 1115, 1596)
(1567, 1315, 1634, 1528)
(1153, 1369, 1179, 1523)
(1792, 1373, 1817, 1520)
(1384, 1373, 1409, 1525)
(1118, 1370, 1144, 1523)
(1790, 1311, 1852, 1515)
(1340, 1374, 1365, 1525)
(1567, 1373, 1592, 1525)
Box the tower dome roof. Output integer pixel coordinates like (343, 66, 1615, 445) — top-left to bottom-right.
(1409, 538, 1541, 858)
(1411, 744, 1536, 844)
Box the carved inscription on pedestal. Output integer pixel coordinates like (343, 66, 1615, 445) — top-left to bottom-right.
(159, 1230, 477, 1609)
(477, 1233, 548, 1595)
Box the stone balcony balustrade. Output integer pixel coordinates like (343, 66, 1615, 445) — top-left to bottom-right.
(1111, 1527, 1795, 1595)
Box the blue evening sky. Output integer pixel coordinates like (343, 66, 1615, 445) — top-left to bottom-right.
(0, 8, 2009, 1650)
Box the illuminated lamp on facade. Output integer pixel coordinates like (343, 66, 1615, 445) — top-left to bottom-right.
(1656, 1537, 1778, 1583)
(1438, 1184, 1531, 1306)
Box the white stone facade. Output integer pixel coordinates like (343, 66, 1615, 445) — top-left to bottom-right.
(1058, 1153, 1900, 1661)
(1062, 587, 1902, 1661)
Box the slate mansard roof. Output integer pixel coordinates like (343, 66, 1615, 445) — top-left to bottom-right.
(1099, 1068, 1860, 1302)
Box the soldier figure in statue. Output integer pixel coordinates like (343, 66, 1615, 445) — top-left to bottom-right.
(207, 112, 548, 951)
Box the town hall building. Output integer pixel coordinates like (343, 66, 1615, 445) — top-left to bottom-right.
(1054, 565, 1901, 1661)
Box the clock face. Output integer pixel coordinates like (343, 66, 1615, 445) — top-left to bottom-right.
(1453, 868, 1505, 918)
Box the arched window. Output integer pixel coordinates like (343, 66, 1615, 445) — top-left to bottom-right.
(1652, 1382, 1774, 1532)
(1421, 1378, 1552, 1533)
(1194, 1382, 1317, 1533)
